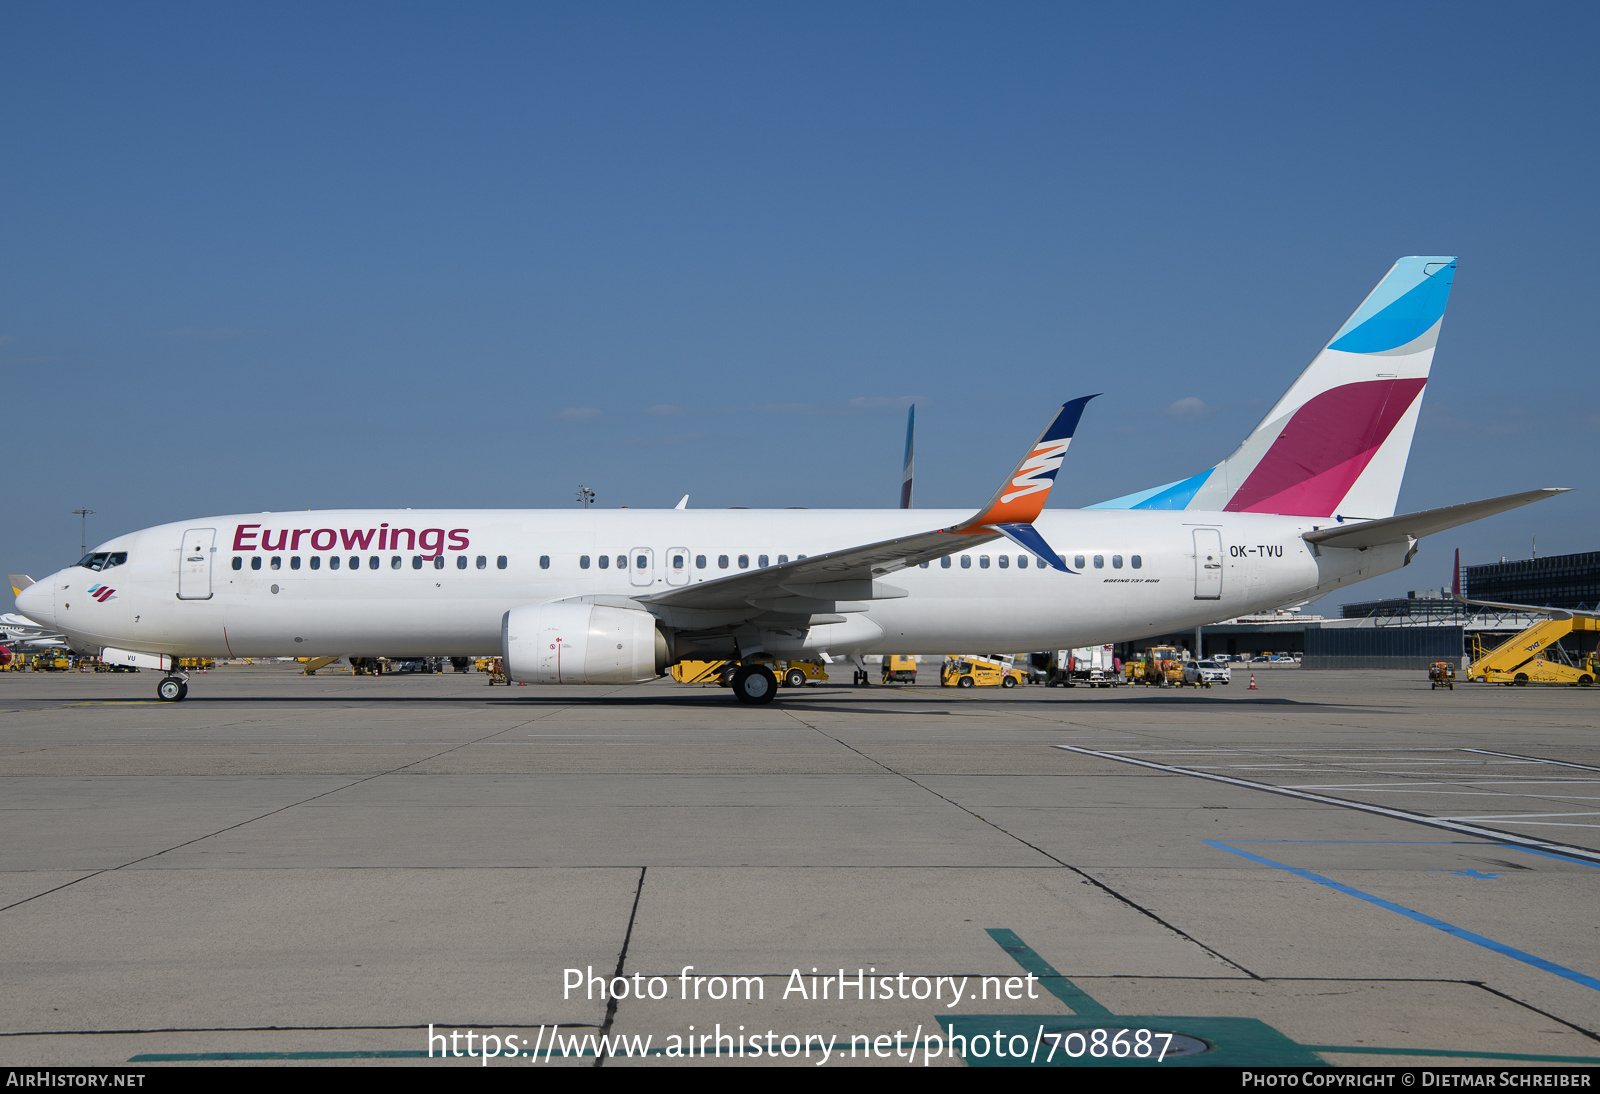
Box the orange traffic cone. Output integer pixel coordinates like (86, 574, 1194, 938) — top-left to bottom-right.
(1248, 673, 1257, 689)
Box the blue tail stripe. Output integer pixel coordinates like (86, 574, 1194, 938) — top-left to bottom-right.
(1087, 468, 1212, 510)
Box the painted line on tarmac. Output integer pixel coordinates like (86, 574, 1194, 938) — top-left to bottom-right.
(1462, 748, 1600, 774)
(1052, 744, 1600, 862)
(1203, 840, 1600, 994)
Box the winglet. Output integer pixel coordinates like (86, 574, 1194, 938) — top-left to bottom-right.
(944, 396, 1097, 572)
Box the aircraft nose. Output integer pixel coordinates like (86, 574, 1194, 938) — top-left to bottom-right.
(14, 579, 53, 626)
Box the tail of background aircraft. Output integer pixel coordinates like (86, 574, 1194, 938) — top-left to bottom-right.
(1091, 256, 1456, 520)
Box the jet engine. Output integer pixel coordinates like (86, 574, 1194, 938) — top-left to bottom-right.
(501, 602, 668, 685)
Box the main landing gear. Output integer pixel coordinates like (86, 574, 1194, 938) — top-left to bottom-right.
(731, 664, 778, 705)
(157, 673, 189, 702)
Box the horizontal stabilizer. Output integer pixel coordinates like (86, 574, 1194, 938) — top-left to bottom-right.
(1302, 488, 1570, 550)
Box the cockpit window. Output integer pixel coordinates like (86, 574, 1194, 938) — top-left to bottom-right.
(75, 552, 127, 572)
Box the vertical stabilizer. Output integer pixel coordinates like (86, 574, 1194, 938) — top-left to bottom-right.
(900, 405, 915, 509)
(1092, 257, 1455, 519)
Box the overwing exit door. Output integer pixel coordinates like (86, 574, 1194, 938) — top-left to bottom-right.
(630, 547, 654, 587)
(178, 528, 216, 600)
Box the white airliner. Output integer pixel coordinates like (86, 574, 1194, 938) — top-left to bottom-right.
(14, 257, 1567, 704)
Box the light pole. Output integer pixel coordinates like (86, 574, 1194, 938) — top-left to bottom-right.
(576, 486, 595, 509)
(72, 509, 96, 557)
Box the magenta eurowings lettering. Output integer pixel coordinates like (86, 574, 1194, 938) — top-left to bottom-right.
(233, 524, 471, 554)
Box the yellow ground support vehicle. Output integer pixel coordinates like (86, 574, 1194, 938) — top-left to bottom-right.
(178, 657, 216, 671)
(672, 660, 829, 688)
(941, 656, 1026, 689)
(1429, 661, 1456, 690)
(882, 655, 918, 684)
(1128, 646, 1187, 686)
(32, 652, 71, 671)
(1467, 616, 1598, 686)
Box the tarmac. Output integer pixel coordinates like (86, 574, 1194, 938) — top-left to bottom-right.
(2, 663, 1598, 1068)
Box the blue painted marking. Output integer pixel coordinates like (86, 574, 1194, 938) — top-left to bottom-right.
(1204, 840, 1600, 993)
(1501, 845, 1600, 870)
(1433, 869, 1499, 879)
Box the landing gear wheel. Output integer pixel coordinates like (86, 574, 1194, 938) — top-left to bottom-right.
(157, 676, 186, 702)
(732, 664, 778, 705)
(785, 668, 807, 688)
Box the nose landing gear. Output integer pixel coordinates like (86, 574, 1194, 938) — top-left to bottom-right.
(157, 674, 190, 702)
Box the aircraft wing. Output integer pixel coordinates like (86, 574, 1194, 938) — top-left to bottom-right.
(637, 398, 1095, 619)
(1302, 488, 1570, 550)
(0, 613, 67, 648)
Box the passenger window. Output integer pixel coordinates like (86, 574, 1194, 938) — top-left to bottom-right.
(434, 555, 445, 570)
(672, 554, 684, 568)
(271, 556, 281, 570)
(960, 556, 971, 569)
(978, 555, 989, 569)
(635, 555, 646, 570)
(1131, 555, 1142, 569)
(539, 555, 550, 569)
(777, 555, 788, 564)
(737, 555, 749, 569)
(998, 555, 1009, 568)
(1074, 555, 1086, 569)
(919, 561, 929, 568)
(291, 556, 301, 570)
(1093, 555, 1104, 569)
(477, 556, 487, 570)
(598, 555, 609, 569)
(696, 555, 707, 569)
(232, 557, 241, 570)
(370, 556, 380, 570)
(250, 556, 262, 570)
(941, 557, 951, 568)
(413, 556, 423, 570)
(497, 556, 507, 569)
(391, 556, 401, 569)
(758, 555, 768, 568)
(456, 555, 467, 569)
(718, 555, 729, 569)
(330, 556, 340, 570)
(349, 556, 359, 570)
(1112, 555, 1123, 569)
(1017, 555, 1028, 569)
(580, 555, 591, 569)
(309, 556, 320, 570)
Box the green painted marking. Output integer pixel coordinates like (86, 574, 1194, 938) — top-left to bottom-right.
(978, 928, 1325, 1066)
(984, 927, 1112, 1019)
(1307, 1045, 1600, 1064)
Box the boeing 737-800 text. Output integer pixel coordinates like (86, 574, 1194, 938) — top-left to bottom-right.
(14, 257, 1567, 703)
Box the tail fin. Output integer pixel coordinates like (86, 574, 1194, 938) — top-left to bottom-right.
(1092, 256, 1456, 519)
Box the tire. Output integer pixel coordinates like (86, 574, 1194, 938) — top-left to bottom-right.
(1001, 676, 1016, 688)
(157, 677, 184, 702)
(732, 664, 778, 705)
(957, 676, 975, 689)
(1580, 675, 1593, 688)
(785, 669, 807, 688)
(1514, 674, 1529, 686)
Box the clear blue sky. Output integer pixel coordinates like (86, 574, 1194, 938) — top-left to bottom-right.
(4, 2, 1595, 611)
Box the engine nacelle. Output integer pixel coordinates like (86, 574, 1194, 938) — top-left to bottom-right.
(502, 602, 668, 685)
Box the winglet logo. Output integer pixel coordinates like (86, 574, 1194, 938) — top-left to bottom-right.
(999, 440, 1072, 505)
(87, 584, 116, 602)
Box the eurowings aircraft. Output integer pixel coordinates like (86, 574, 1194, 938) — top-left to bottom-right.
(2, 576, 67, 654)
(14, 257, 1568, 703)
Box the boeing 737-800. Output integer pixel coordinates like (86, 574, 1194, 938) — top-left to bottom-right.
(14, 257, 1567, 703)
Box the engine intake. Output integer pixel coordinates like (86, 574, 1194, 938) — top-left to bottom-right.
(502, 602, 668, 685)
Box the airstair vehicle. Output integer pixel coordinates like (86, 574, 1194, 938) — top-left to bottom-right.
(1463, 607, 1599, 687)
